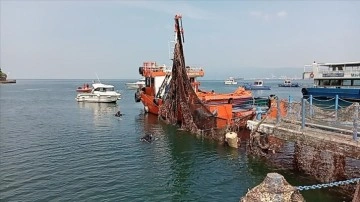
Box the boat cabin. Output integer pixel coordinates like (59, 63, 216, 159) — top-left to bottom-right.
(310, 62, 360, 88)
(92, 83, 115, 92)
(253, 80, 264, 86)
(138, 61, 204, 97)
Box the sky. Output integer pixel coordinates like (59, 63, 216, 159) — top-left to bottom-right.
(1, 0, 360, 80)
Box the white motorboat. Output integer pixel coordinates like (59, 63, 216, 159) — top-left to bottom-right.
(76, 83, 121, 103)
(125, 77, 145, 89)
(224, 77, 237, 85)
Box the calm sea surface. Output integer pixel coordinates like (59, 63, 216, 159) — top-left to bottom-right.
(0, 79, 351, 201)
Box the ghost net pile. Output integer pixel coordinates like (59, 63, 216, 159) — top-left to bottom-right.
(159, 15, 218, 136)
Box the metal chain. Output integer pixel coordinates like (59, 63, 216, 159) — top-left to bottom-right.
(296, 178, 360, 191)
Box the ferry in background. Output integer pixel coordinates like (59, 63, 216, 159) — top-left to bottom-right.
(224, 77, 237, 85)
(301, 61, 360, 101)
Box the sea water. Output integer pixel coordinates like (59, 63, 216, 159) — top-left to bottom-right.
(0, 79, 351, 201)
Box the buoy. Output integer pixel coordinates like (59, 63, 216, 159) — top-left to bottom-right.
(144, 106, 149, 113)
(225, 132, 238, 148)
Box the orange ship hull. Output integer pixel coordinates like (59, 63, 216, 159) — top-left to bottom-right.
(135, 61, 257, 131)
(140, 89, 256, 129)
(140, 93, 161, 115)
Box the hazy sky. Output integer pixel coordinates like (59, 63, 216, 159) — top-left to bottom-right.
(1, 1, 359, 79)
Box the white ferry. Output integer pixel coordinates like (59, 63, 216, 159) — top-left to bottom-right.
(301, 61, 360, 101)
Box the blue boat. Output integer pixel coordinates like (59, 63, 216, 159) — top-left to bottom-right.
(243, 80, 271, 90)
(301, 61, 360, 101)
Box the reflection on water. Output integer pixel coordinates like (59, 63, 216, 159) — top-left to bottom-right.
(77, 102, 120, 126)
(78, 102, 119, 114)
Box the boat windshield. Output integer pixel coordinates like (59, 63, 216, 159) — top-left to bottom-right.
(254, 81, 262, 85)
(94, 87, 115, 92)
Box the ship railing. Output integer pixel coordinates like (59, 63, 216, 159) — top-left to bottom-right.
(319, 68, 360, 73)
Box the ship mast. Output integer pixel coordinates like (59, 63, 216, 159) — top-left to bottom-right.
(173, 14, 185, 67)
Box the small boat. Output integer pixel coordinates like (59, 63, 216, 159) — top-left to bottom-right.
(224, 77, 237, 85)
(243, 80, 271, 90)
(278, 79, 300, 87)
(76, 82, 121, 103)
(76, 83, 92, 93)
(125, 77, 146, 89)
(302, 61, 360, 101)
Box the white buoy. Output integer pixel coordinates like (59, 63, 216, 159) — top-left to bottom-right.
(225, 132, 238, 148)
(144, 106, 149, 113)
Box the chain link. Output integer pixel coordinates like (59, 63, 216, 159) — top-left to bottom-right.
(296, 178, 360, 191)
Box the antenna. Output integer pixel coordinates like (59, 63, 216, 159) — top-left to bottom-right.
(95, 73, 101, 83)
(168, 27, 177, 61)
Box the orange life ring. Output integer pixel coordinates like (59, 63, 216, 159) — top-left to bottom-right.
(310, 72, 314, 78)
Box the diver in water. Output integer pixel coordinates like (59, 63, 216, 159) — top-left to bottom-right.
(115, 110, 123, 117)
(140, 133, 154, 143)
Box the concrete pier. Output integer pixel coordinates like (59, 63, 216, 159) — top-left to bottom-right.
(247, 119, 360, 184)
(247, 120, 360, 160)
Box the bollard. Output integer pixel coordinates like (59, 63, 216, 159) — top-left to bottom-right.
(309, 95, 313, 117)
(240, 173, 305, 202)
(301, 99, 306, 129)
(354, 103, 359, 141)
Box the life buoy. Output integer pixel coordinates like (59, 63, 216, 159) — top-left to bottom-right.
(310, 72, 314, 78)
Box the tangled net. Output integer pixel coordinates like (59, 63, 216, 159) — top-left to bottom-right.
(158, 16, 217, 135)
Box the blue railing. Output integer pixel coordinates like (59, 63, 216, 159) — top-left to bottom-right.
(295, 95, 359, 141)
(255, 95, 360, 141)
